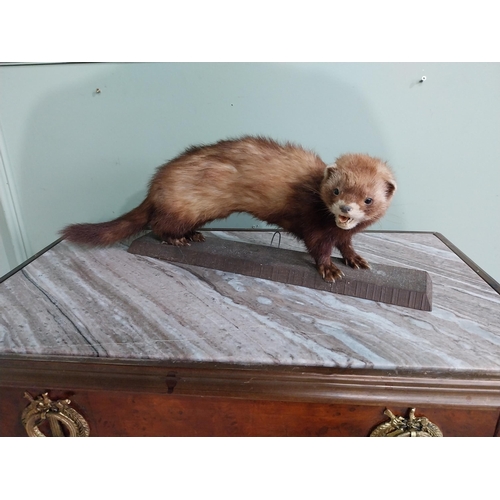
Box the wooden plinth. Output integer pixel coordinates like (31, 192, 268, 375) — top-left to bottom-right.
(128, 232, 432, 310)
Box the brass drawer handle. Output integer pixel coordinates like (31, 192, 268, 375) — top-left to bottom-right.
(21, 392, 90, 437)
(370, 408, 443, 437)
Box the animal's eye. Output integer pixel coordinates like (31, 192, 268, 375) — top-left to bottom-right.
(365, 198, 373, 205)
(333, 188, 340, 195)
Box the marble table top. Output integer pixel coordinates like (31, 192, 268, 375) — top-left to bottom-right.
(1, 231, 499, 375)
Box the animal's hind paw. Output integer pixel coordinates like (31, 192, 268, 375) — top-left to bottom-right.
(187, 231, 205, 243)
(161, 236, 191, 246)
(160, 231, 205, 246)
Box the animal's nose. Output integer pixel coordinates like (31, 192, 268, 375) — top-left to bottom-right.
(340, 205, 352, 213)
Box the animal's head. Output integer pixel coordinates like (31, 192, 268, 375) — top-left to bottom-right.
(321, 153, 396, 230)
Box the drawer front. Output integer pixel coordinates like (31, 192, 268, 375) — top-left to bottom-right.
(2, 387, 499, 437)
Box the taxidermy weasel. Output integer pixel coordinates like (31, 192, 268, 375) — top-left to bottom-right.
(61, 136, 396, 282)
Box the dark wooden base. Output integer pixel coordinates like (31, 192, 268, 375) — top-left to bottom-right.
(128, 233, 433, 310)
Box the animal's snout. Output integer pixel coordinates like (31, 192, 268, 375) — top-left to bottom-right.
(340, 205, 352, 213)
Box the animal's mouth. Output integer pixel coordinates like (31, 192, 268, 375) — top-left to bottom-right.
(335, 214, 355, 229)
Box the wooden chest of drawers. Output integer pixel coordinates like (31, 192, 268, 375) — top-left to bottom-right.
(1, 231, 500, 436)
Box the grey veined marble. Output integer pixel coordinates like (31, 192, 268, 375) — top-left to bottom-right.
(1, 231, 499, 374)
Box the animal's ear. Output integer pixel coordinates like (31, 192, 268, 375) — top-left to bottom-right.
(324, 163, 338, 180)
(385, 180, 397, 198)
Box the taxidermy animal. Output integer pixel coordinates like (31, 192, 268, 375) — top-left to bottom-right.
(61, 136, 397, 282)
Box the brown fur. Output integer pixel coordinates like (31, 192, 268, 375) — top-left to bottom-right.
(61, 136, 396, 281)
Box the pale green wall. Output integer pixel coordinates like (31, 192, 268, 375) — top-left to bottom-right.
(1, 62, 499, 283)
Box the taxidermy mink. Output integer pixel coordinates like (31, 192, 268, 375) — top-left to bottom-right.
(61, 136, 396, 282)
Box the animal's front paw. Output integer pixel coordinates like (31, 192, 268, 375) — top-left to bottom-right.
(318, 262, 344, 282)
(344, 254, 370, 270)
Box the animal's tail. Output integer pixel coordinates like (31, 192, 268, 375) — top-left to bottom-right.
(60, 199, 152, 246)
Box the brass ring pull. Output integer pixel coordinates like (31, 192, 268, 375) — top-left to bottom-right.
(21, 392, 90, 437)
(370, 408, 443, 437)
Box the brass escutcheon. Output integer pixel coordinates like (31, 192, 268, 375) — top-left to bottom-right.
(370, 408, 443, 437)
(21, 392, 90, 437)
